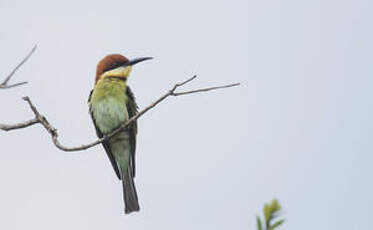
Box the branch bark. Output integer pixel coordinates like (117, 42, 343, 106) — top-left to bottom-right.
(0, 45, 37, 89)
(0, 75, 239, 152)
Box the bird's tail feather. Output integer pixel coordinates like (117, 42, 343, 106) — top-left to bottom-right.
(123, 167, 140, 214)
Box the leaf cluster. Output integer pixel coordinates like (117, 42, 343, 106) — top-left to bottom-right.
(256, 199, 285, 230)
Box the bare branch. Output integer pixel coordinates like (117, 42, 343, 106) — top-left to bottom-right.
(172, 83, 240, 96)
(0, 75, 240, 152)
(0, 45, 37, 89)
(175, 75, 197, 87)
(0, 118, 39, 131)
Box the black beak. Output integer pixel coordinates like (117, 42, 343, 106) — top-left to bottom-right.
(126, 57, 153, 66)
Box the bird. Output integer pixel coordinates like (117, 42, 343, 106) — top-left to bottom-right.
(88, 54, 152, 214)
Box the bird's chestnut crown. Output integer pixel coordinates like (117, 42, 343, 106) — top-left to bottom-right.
(95, 54, 130, 84)
(95, 54, 153, 85)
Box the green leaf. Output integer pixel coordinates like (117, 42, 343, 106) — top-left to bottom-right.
(269, 219, 285, 230)
(256, 216, 263, 230)
(264, 199, 281, 224)
(270, 199, 281, 213)
(263, 203, 271, 222)
(257, 199, 285, 230)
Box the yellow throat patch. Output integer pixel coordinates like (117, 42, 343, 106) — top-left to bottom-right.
(99, 66, 132, 82)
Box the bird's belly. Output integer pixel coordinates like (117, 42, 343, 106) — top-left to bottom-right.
(92, 98, 129, 134)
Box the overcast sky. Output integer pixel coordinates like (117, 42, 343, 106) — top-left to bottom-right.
(0, 0, 372, 229)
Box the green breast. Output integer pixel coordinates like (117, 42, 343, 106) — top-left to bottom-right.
(89, 79, 128, 134)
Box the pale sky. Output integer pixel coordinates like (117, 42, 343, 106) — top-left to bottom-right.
(0, 0, 372, 229)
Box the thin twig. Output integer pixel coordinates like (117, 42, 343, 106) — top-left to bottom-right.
(0, 118, 39, 131)
(0, 75, 240, 152)
(172, 83, 240, 96)
(0, 45, 37, 89)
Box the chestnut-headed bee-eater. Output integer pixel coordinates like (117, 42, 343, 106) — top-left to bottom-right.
(88, 54, 152, 214)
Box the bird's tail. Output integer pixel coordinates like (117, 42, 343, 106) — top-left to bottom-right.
(122, 167, 140, 214)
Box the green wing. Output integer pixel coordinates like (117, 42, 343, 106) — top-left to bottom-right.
(88, 90, 121, 180)
(126, 86, 138, 177)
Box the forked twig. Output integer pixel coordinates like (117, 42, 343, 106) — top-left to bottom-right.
(0, 45, 37, 89)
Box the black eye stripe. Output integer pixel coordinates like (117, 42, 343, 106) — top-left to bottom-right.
(104, 61, 126, 72)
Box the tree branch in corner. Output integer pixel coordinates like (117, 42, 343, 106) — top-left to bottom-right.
(0, 45, 37, 89)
